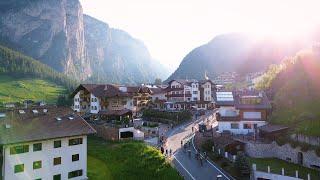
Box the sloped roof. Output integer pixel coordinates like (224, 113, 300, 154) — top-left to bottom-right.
(72, 84, 151, 98)
(234, 90, 272, 109)
(0, 107, 96, 145)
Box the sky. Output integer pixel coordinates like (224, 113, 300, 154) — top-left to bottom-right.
(80, 0, 320, 72)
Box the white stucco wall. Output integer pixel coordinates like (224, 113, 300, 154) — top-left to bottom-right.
(3, 136, 88, 180)
(191, 82, 199, 101)
(151, 93, 166, 102)
(90, 94, 100, 114)
(73, 92, 80, 112)
(218, 121, 266, 134)
(203, 82, 212, 101)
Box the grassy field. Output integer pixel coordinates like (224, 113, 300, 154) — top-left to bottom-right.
(87, 137, 182, 180)
(248, 158, 320, 179)
(0, 75, 66, 104)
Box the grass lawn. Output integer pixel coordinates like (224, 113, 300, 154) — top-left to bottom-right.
(271, 101, 320, 136)
(248, 158, 320, 179)
(0, 75, 66, 104)
(87, 136, 182, 180)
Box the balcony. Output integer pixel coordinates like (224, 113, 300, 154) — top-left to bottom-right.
(166, 94, 192, 98)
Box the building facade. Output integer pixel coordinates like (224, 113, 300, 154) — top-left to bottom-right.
(216, 91, 271, 135)
(72, 84, 151, 116)
(165, 79, 216, 111)
(0, 107, 96, 180)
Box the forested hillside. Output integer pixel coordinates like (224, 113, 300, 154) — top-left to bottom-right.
(0, 45, 77, 91)
(257, 48, 320, 136)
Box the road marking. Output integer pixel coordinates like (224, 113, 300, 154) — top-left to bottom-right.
(172, 154, 196, 180)
(191, 137, 232, 180)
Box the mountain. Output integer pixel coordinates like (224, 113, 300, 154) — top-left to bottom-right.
(0, 0, 168, 84)
(166, 33, 308, 81)
(83, 15, 169, 84)
(0, 44, 76, 90)
(257, 48, 320, 136)
(0, 0, 90, 80)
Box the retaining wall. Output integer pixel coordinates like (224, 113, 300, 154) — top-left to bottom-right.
(245, 141, 320, 169)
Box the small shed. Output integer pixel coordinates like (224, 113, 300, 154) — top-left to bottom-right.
(258, 124, 289, 141)
(212, 135, 245, 155)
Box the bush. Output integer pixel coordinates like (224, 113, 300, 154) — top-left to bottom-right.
(300, 143, 311, 152)
(142, 109, 192, 123)
(289, 141, 299, 148)
(201, 140, 214, 152)
(221, 160, 229, 168)
(275, 136, 288, 146)
(234, 153, 250, 177)
(315, 147, 320, 157)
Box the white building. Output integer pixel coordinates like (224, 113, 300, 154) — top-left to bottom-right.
(0, 107, 96, 180)
(216, 91, 271, 135)
(72, 84, 151, 116)
(165, 79, 216, 111)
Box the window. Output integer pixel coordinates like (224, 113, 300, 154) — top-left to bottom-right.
(14, 164, 24, 173)
(54, 140, 61, 148)
(68, 170, 83, 179)
(53, 174, 61, 180)
(243, 123, 252, 129)
(193, 91, 198, 94)
(33, 161, 42, 169)
(53, 157, 61, 165)
(193, 97, 197, 101)
(72, 154, 79, 162)
(10, 145, 29, 155)
(69, 138, 83, 146)
(231, 123, 239, 129)
(33, 143, 42, 152)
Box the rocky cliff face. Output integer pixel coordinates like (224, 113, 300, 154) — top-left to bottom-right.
(84, 15, 169, 84)
(0, 0, 90, 80)
(0, 0, 168, 83)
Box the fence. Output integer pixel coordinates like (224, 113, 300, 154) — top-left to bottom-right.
(252, 164, 308, 180)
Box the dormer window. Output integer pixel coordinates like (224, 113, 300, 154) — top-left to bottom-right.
(32, 110, 39, 114)
(18, 110, 25, 114)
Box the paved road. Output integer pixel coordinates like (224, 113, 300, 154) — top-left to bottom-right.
(165, 111, 233, 180)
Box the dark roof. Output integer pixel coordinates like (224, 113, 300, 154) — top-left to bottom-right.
(98, 109, 132, 116)
(72, 84, 151, 98)
(212, 136, 244, 148)
(234, 91, 271, 110)
(258, 124, 289, 133)
(149, 87, 165, 94)
(168, 79, 215, 86)
(0, 107, 96, 145)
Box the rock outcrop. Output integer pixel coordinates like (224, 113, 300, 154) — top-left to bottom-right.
(0, 0, 169, 83)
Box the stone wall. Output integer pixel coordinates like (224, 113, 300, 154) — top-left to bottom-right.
(91, 124, 119, 141)
(245, 141, 320, 169)
(291, 134, 320, 146)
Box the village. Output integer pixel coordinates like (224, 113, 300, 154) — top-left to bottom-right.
(1, 72, 319, 180)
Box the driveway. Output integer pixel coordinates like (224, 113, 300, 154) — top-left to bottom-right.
(165, 111, 234, 180)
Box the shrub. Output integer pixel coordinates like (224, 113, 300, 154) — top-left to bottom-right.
(275, 136, 288, 146)
(289, 140, 299, 148)
(300, 143, 311, 152)
(201, 140, 214, 152)
(221, 160, 229, 168)
(315, 147, 320, 157)
(234, 153, 250, 177)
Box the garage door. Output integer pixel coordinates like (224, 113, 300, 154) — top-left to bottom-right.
(243, 112, 261, 119)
